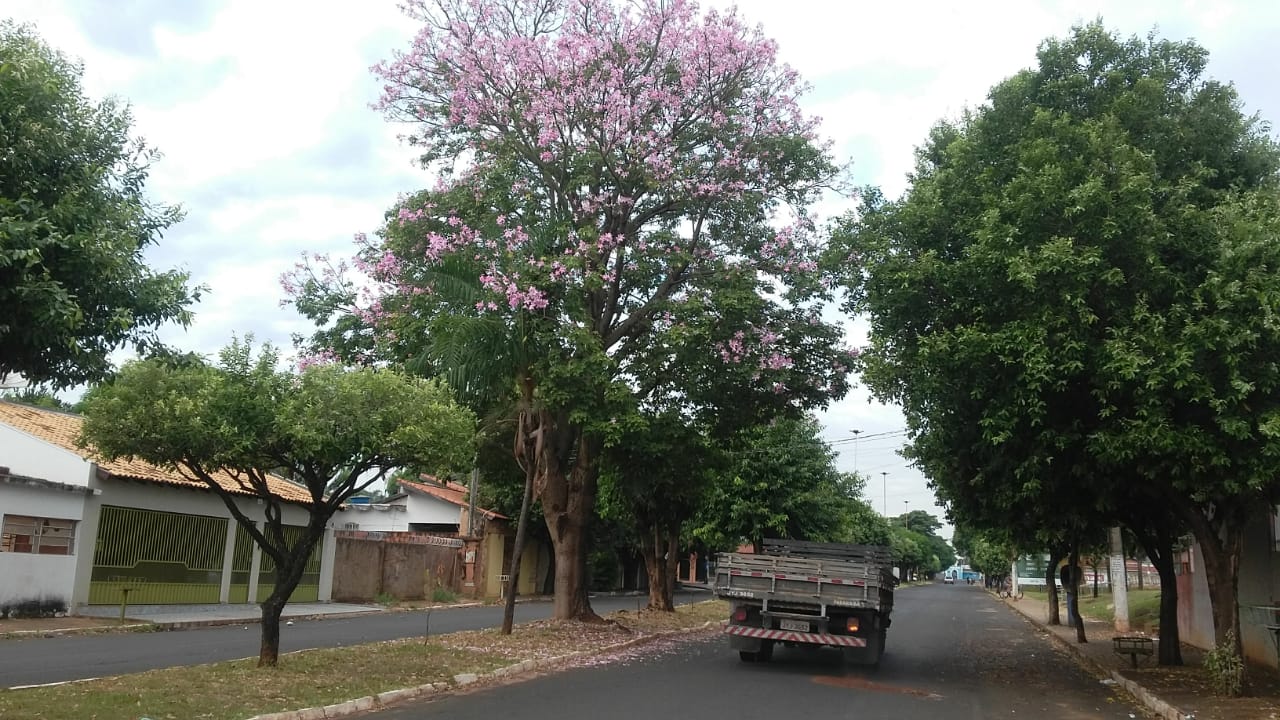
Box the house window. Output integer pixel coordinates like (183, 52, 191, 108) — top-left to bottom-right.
(0, 515, 76, 555)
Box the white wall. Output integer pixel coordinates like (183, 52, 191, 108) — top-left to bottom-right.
(0, 425, 93, 487)
(339, 493, 460, 531)
(406, 493, 463, 526)
(1236, 513, 1280, 668)
(338, 501, 409, 532)
(0, 483, 87, 606)
(1177, 543, 1219, 654)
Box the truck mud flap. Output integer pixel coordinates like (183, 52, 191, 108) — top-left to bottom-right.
(724, 624, 868, 648)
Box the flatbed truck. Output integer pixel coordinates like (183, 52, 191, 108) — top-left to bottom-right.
(714, 539, 895, 665)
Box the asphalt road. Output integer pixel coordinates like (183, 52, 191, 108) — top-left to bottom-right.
(364, 583, 1151, 720)
(0, 591, 703, 688)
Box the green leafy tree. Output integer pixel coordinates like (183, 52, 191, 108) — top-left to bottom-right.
(79, 340, 475, 666)
(600, 412, 717, 610)
(950, 524, 976, 560)
(889, 514, 954, 578)
(0, 388, 72, 411)
(888, 526, 926, 580)
(843, 481, 894, 546)
(695, 416, 874, 551)
(0, 22, 200, 388)
(831, 22, 1279, 677)
(968, 532, 1017, 580)
(900, 510, 941, 536)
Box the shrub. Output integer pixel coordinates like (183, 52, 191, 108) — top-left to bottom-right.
(431, 587, 457, 603)
(1205, 630, 1245, 697)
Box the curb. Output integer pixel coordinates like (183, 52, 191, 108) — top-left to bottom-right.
(0, 623, 153, 639)
(243, 620, 718, 720)
(144, 597, 553, 631)
(151, 610, 385, 631)
(999, 594, 1191, 720)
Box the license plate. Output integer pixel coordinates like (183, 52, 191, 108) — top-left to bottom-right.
(779, 619, 810, 632)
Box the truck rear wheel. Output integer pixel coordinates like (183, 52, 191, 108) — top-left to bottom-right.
(843, 631, 883, 668)
(738, 641, 774, 663)
(757, 640, 774, 661)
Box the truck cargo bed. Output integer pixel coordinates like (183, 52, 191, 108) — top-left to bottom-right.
(715, 540, 895, 613)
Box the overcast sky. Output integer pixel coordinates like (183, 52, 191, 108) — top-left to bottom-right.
(8, 0, 1279, 538)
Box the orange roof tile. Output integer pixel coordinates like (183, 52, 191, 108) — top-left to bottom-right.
(401, 476, 506, 520)
(0, 401, 314, 505)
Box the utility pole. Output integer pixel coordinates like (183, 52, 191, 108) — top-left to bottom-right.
(850, 429, 862, 475)
(466, 467, 479, 536)
(1110, 526, 1130, 633)
(881, 472, 888, 516)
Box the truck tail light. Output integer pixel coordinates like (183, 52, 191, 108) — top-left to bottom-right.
(732, 607, 748, 623)
(845, 617, 861, 633)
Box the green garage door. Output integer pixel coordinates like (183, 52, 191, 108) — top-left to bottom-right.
(90, 506, 227, 605)
(257, 524, 322, 603)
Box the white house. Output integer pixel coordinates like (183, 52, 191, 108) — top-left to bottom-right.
(342, 476, 503, 534)
(0, 401, 338, 612)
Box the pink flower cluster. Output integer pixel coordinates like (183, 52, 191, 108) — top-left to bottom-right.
(363, 0, 833, 321)
(297, 348, 341, 371)
(714, 324, 795, 374)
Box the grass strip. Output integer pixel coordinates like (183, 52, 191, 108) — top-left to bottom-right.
(1019, 587, 1163, 631)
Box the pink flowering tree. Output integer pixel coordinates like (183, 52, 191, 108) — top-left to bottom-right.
(288, 0, 857, 620)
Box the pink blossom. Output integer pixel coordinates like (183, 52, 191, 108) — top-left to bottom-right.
(275, 0, 854, 411)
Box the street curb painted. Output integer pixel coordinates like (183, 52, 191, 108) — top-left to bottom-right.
(242, 620, 719, 720)
(1000, 594, 1191, 720)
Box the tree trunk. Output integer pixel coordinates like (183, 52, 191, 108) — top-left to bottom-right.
(1045, 548, 1064, 626)
(1069, 545, 1086, 644)
(641, 529, 676, 611)
(501, 458, 536, 634)
(259, 596, 284, 667)
(256, 525, 324, 667)
(1181, 499, 1245, 690)
(537, 418, 602, 621)
(665, 533, 679, 604)
(1133, 521, 1183, 666)
(1152, 547, 1184, 666)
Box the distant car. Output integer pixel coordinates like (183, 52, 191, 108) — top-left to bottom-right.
(943, 575, 955, 584)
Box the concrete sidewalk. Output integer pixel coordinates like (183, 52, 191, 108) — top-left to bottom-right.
(1002, 592, 1280, 720)
(73, 601, 385, 629)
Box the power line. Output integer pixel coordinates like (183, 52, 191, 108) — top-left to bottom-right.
(827, 428, 907, 445)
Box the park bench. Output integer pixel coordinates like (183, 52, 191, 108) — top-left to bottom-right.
(1112, 636, 1154, 668)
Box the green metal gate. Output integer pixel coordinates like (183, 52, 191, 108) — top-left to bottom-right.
(90, 506, 228, 605)
(256, 525, 322, 603)
(228, 523, 254, 603)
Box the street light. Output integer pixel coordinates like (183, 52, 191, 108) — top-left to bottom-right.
(850, 429, 862, 474)
(903, 500, 910, 526)
(881, 472, 888, 516)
